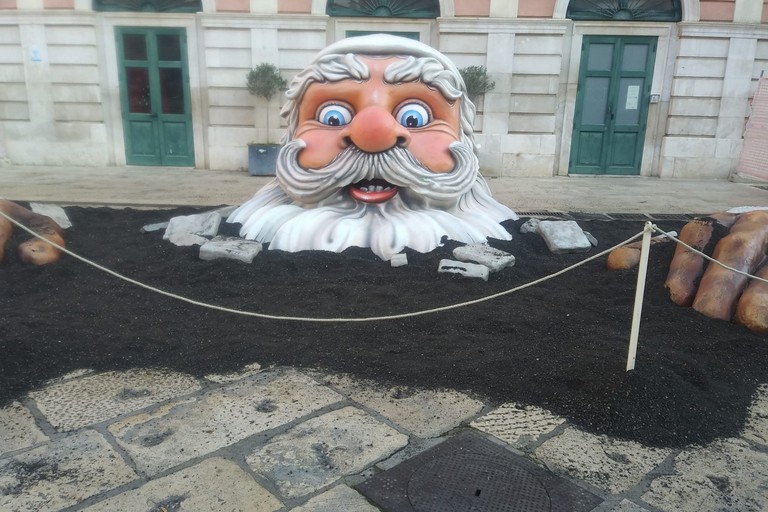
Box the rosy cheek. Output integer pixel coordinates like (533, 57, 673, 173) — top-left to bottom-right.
(294, 129, 345, 169)
(408, 133, 458, 173)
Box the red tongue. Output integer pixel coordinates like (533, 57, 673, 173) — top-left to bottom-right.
(348, 182, 399, 204)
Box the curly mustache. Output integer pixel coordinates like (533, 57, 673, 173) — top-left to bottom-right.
(275, 138, 480, 208)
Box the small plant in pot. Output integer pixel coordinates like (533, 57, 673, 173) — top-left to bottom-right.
(246, 63, 288, 175)
(459, 65, 495, 104)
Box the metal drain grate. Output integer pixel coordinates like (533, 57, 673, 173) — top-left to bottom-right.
(605, 213, 652, 221)
(515, 211, 573, 219)
(356, 431, 602, 512)
(646, 213, 694, 221)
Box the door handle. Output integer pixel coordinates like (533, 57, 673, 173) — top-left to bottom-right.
(150, 112, 158, 118)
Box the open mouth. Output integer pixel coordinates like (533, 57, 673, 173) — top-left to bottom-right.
(348, 179, 399, 204)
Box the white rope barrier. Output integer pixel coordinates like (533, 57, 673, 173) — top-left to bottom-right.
(0, 207, 643, 323)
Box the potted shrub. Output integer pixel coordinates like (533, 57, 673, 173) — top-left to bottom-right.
(459, 65, 495, 103)
(246, 63, 288, 175)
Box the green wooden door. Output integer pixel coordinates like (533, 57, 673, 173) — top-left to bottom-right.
(116, 27, 194, 166)
(570, 36, 657, 175)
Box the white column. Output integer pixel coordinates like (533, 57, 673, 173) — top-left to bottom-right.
(250, 0, 278, 14)
(489, 0, 517, 18)
(734, 0, 764, 23)
(717, 37, 758, 170)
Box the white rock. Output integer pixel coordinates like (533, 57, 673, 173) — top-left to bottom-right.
(452, 244, 515, 272)
(538, 220, 592, 254)
(163, 211, 221, 247)
(140, 221, 168, 233)
(199, 236, 262, 263)
(583, 230, 598, 246)
(390, 253, 408, 267)
(438, 259, 489, 281)
(29, 203, 72, 229)
(520, 218, 541, 234)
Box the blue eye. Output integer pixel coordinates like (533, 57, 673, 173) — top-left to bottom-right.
(317, 104, 353, 126)
(395, 103, 430, 128)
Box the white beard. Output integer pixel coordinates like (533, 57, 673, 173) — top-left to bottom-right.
(228, 139, 517, 260)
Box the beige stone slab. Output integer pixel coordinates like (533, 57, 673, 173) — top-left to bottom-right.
(322, 374, 484, 438)
(642, 438, 768, 512)
(81, 457, 282, 512)
(291, 484, 379, 512)
(246, 406, 409, 499)
(0, 430, 136, 512)
(29, 368, 202, 431)
(534, 427, 669, 494)
(109, 370, 344, 476)
(0, 401, 48, 453)
(743, 384, 768, 446)
(470, 402, 565, 450)
(607, 499, 651, 511)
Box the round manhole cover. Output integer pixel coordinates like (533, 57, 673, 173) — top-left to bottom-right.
(407, 453, 552, 512)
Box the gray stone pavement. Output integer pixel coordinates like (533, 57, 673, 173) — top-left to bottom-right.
(2, 165, 768, 511)
(2, 164, 768, 213)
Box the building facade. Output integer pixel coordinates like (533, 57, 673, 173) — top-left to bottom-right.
(0, 0, 766, 179)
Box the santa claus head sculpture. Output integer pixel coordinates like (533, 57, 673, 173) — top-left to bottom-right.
(228, 34, 517, 259)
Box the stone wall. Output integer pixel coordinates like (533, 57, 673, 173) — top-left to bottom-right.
(0, 1, 766, 178)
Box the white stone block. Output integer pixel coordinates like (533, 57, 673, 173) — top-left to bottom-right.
(643, 438, 768, 511)
(291, 485, 378, 512)
(537, 220, 592, 254)
(140, 221, 168, 233)
(108, 370, 343, 476)
(515, 35, 563, 55)
(679, 38, 729, 58)
(669, 97, 720, 117)
(30, 369, 202, 432)
(322, 375, 484, 438)
(661, 136, 717, 158)
(511, 94, 557, 114)
(438, 259, 490, 281)
(0, 401, 48, 453)
(199, 236, 262, 263)
(536, 427, 669, 494)
(29, 203, 71, 229)
(676, 57, 726, 78)
(508, 114, 556, 133)
(520, 218, 541, 234)
(453, 244, 515, 272)
(513, 54, 561, 75)
(245, 406, 408, 499)
(390, 253, 408, 267)
(80, 458, 282, 512)
(471, 402, 565, 449)
(0, 430, 137, 512)
(163, 211, 222, 246)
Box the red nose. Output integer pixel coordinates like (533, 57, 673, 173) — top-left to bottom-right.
(340, 106, 411, 153)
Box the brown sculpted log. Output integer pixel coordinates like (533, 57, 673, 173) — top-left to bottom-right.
(0, 213, 11, 264)
(692, 210, 768, 321)
(606, 234, 674, 270)
(0, 199, 65, 265)
(664, 213, 737, 306)
(734, 264, 768, 333)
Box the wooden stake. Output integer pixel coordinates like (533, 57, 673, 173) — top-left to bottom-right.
(627, 222, 653, 371)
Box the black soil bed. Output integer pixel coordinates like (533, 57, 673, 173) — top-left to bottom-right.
(2, 206, 767, 448)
